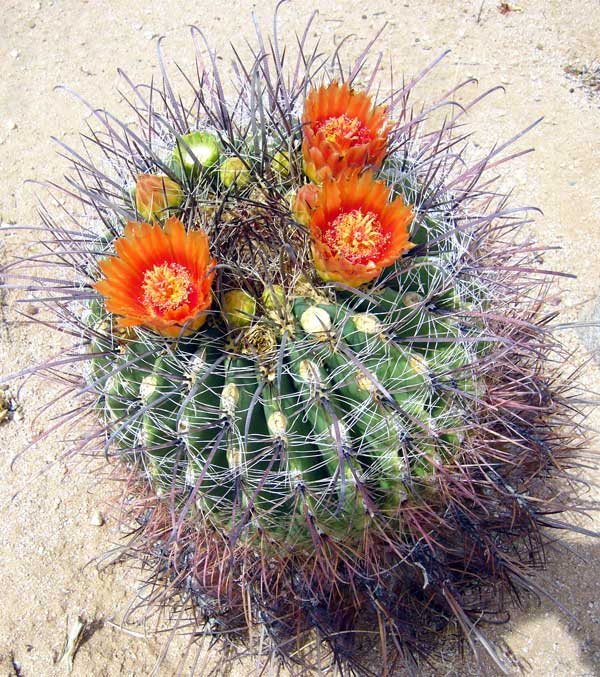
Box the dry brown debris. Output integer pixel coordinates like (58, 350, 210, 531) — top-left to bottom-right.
(564, 62, 600, 96)
(498, 2, 523, 14)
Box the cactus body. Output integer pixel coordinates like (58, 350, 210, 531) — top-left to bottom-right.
(84, 243, 483, 541)
(8, 16, 595, 677)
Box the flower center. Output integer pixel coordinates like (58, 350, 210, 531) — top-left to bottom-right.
(325, 209, 389, 264)
(315, 114, 372, 146)
(142, 262, 193, 312)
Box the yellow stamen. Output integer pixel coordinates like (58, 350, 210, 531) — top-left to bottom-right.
(317, 114, 371, 145)
(325, 209, 389, 264)
(142, 262, 192, 311)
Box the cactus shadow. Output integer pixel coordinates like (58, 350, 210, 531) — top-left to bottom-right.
(464, 536, 600, 677)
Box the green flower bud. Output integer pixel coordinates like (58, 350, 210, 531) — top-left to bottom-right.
(223, 289, 256, 328)
(261, 285, 285, 312)
(220, 157, 251, 188)
(173, 131, 221, 177)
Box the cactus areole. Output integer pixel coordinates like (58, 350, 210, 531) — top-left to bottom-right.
(6, 12, 597, 677)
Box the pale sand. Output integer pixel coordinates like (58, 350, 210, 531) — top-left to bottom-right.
(1, 1, 599, 675)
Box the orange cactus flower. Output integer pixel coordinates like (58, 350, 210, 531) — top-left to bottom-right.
(302, 81, 389, 182)
(93, 217, 216, 337)
(135, 174, 183, 222)
(308, 171, 414, 287)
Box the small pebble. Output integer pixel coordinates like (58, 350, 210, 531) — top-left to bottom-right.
(90, 510, 104, 526)
(6, 120, 17, 131)
(10, 49, 20, 59)
(25, 304, 39, 315)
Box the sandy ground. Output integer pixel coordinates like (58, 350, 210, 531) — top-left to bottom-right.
(1, 1, 599, 675)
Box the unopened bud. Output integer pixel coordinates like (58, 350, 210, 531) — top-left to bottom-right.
(292, 183, 320, 226)
(173, 130, 221, 177)
(135, 174, 183, 222)
(223, 289, 256, 328)
(271, 151, 290, 179)
(261, 285, 285, 312)
(220, 157, 251, 188)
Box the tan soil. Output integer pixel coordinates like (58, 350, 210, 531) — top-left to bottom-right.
(1, 1, 599, 675)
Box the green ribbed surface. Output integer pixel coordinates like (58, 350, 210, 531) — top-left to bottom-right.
(86, 252, 486, 543)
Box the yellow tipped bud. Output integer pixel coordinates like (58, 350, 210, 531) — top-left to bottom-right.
(271, 151, 290, 178)
(220, 157, 251, 188)
(261, 285, 285, 312)
(223, 289, 256, 328)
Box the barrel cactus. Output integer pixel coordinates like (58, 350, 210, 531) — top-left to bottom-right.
(4, 13, 596, 676)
